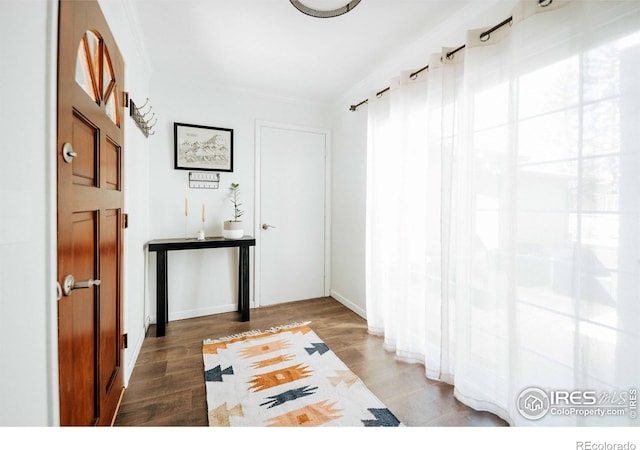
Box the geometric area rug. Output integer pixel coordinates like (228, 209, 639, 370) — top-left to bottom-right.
(202, 322, 403, 427)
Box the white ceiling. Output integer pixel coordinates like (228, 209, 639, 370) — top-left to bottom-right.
(130, 0, 479, 104)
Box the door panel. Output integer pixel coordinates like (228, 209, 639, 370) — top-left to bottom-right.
(71, 113, 98, 186)
(104, 139, 121, 190)
(100, 208, 120, 394)
(259, 125, 327, 306)
(59, 211, 98, 425)
(57, 0, 124, 426)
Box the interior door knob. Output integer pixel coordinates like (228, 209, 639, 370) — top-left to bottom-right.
(62, 274, 101, 296)
(262, 224, 277, 230)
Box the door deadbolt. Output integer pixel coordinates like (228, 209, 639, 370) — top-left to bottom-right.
(62, 142, 78, 163)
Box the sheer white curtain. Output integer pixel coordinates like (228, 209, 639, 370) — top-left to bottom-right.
(366, 0, 640, 426)
(366, 70, 430, 362)
(366, 52, 463, 381)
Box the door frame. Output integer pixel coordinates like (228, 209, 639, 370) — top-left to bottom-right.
(46, 0, 61, 426)
(254, 120, 332, 308)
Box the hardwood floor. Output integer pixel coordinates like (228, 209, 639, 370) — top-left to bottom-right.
(114, 297, 508, 427)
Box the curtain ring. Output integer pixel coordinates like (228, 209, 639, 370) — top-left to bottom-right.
(480, 32, 491, 42)
(538, 0, 553, 7)
(410, 73, 418, 81)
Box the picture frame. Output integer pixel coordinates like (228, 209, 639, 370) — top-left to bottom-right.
(174, 122, 234, 172)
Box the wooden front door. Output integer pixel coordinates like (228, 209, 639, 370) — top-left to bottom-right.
(57, 0, 125, 426)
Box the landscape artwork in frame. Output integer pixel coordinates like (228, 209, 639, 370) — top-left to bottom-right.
(174, 122, 234, 172)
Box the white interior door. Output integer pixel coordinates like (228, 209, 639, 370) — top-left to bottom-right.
(257, 122, 329, 306)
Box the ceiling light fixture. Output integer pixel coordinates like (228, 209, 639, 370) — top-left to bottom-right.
(290, 0, 361, 18)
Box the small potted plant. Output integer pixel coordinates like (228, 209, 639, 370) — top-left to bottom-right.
(223, 182, 244, 239)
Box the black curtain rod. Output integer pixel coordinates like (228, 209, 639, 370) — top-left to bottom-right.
(349, 0, 552, 111)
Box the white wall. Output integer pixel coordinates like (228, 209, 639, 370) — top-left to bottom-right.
(0, 0, 57, 426)
(329, 105, 368, 317)
(146, 76, 331, 325)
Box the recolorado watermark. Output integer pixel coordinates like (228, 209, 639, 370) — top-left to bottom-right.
(576, 442, 636, 450)
(517, 386, 638, 421)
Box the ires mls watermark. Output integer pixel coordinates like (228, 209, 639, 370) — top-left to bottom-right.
(516, 386, 638, 421)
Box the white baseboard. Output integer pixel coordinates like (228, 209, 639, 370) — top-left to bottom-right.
(147, 294, 366, 327)
(330, 289, 366, 319)
(150, 303, 245, 324)
(123, 325, 146, 387)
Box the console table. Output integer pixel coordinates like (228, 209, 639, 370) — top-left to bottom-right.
(147, 236, 256, 337)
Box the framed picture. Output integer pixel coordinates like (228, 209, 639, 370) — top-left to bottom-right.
(174, 122, 234, 172)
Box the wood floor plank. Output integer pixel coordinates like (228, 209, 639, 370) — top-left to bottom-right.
(114, 297, 508, 427)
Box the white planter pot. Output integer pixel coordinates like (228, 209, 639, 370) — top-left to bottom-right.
(223, 220, 244, 239)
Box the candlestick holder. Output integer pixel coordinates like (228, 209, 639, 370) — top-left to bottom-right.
(184, 197, 189, 239)
(197, 219, 205, 240)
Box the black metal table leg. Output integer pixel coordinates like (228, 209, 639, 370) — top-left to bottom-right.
(237, 248, 242, 313)
(156, 250, 168, 337)
(239, 245, 250, 321)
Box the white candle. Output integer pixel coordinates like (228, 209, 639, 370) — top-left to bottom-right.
(184, 198, 188, 216)
(201, 204, 205, 223)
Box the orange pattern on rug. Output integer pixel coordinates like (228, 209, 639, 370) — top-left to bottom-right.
(328, 370, 359, 388)
(248, 364, 312, 392)
(250, 354, 295, 369)
(208, 402, 244, 426)
(203, 324, 312, 355)
(265, 400, 342, 427)
(239, 339, 290, 359)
